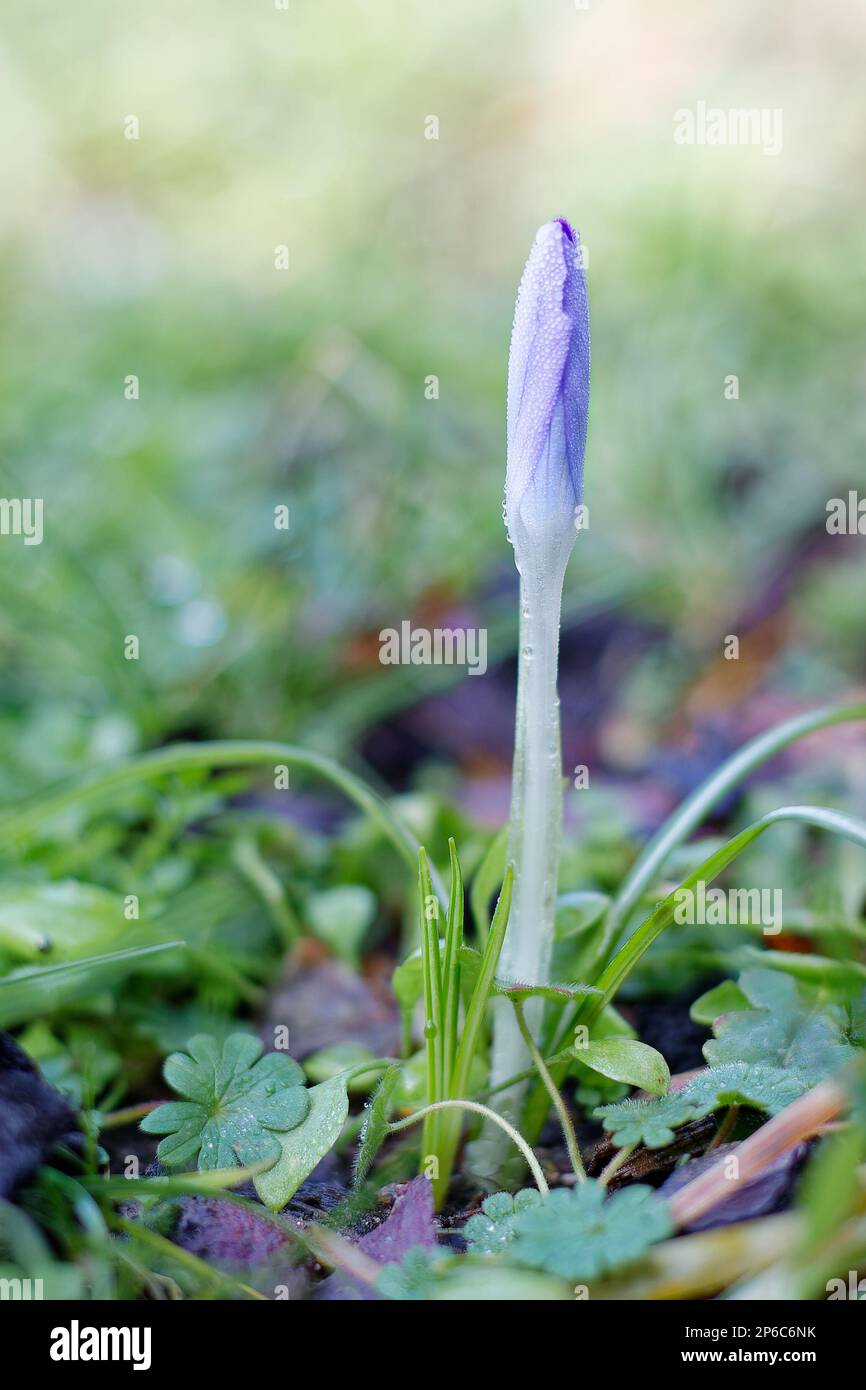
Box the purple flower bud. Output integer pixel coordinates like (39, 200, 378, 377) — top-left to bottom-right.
(505, 218, 590, 547)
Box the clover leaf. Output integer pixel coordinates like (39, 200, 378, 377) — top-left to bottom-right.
(685, 1060, 805, 1117)
(463, 1188, 543, 1254)
(595, 969, 858, 1149)
(375, 1247, 442, 1301)
(703, 968, 853, 1084)
(141, 1033, 310, 1170)
(594, 1089, 708, 1149)
(508, 1181, 672, 1281)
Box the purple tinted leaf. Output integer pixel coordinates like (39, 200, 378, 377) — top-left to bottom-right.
(174, 1195, 292, 1269)
(318, 1176, 436, 1301)
(357, 1175, 436, 1263)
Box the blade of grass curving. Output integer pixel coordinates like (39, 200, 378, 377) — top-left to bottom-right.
(0, 941, 183, 1028)
(583, 804, 866, 1029)
(0, 739, 448, 907)
(388, 1096, 547, 1197)
(418, 848, 444, 1174)
(451, 864, 514, 1104)
(84, 1164, 273, 1198)
(522, 802, 866, 1146)
(603, 702, 866, 955)
(428, 865, 513, 1208)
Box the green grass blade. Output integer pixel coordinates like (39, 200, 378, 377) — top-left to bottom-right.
(603, 702, 866, 954)
(441, 838, 464, 1092)
(523, 801, 866, 1147)
(0, 941, 183, 1027)
(0, 739, 448, 906)
(583, 804, 866, 1028)
(451, 864, 514, 1102)
(418, 847, 445, 1178)
(469, 825, 508, 944)
(418, 847, 445, 1094)
(427, 865, 513, 1207)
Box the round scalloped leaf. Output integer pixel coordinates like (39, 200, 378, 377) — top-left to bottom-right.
(141, 1032, 310, 1172)
(463, 1188, 543, 1254)
(509, 1181, 673, 1281)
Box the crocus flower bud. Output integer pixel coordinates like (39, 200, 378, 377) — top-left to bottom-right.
(479, 219, 591, 1176)
(504, 218, 590, 558)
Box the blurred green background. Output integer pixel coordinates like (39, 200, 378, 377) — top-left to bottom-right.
(1, 0, 864, 811)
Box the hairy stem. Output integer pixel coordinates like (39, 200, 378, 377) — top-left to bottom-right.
(598, 1143, 636, 1187)
(513, 999, 585, 1182)
(388, 1099, 549, 1197)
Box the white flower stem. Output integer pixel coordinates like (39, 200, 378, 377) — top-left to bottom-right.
(478, 546, 569, 1172)
(504, 565, 566, 986)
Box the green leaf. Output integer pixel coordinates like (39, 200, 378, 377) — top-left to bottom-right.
(575, 1038, 670, 1095)
(418, 846, 444, 1103)
(254, 1075, 350, 1210)
(375, 1247, 441, 1301)
(392, 943, 480, 1023)
(470, 826, 508, 942)
(441, 839, 464, 1096)
(587, 1004, 637, 1040)
(141, 1033, 310, 1171)
(604, 702, 866, 949)
(686, 1061, 806, 1116)
(703, 968, 854, 1086)
(583, 804, 866, 1030)
(595, 971, 856, 1148)
(594, 1090, 707, 1149)
(304, 1042, 378, 1092)
(354, 1065, 401, 1187)
(391, 947, 425, 1017)
(306, 885, 376, 967)
(508, 1181, 673, 1281)
(689, 979, 748, 1026)
(555, 892, 611, 939)
(450, 865, 514, 1102)
(392, 1048, 485, 1108)
(494, 979, 599, 1005)
(392, 1049, 428, 1106)
(463, 1189, 543, 1254)
(0, 942, 182, 1028)
(0, 881, 130, 961)
(432, 864, 514, 1208)
(595, 1064, 809, 1149)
